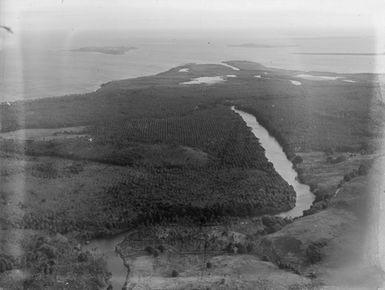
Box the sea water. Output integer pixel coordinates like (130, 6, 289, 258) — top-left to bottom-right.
(0, 30, 383, 102)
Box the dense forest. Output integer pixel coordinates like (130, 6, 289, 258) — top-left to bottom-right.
(15, 106, 295, 236)
(1, 62, 382, 154)
(1, 62, 383, 237)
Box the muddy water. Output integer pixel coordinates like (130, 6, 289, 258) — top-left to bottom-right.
(231, 106, 314, 218)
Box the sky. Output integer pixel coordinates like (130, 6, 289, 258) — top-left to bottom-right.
(1, 0, 384, 37)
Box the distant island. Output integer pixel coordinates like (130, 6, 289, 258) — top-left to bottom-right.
(292, 51, 385, 55)
(229, 43, 297, 48)
(71, 46, 137, 55)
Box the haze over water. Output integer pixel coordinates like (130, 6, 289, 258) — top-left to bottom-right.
(0, 30, 383, 102)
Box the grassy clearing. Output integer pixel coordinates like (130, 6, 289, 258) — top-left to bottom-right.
(0, 126, 86, 141)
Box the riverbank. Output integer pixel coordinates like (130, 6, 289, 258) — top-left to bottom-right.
(232, 107, 314, 218)
(84, 105, 314, 288)
(105, 150, 382, 289)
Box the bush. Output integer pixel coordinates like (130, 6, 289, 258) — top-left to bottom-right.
(157, 245, 165, 253)
(324, 148, 334, 156)
(296, 168, 304, 175)
(171, 270, 179, 277)
(306, 241, 327, 264)
(358, 163, 370, 175)
(36, 236, 48, 248)
(38, 244, 57, 259)
(65, 162, 84, 174)
(261, 255, 269, 261)
(327, 155, 347, 164)
(246, 243, 254, 253)
(144, 246, 154, 255)
(314, 188, 332, 202)
(236, 243, 246, 254)
(224, 243, 234, 253)
(153, 249, 159, 258)
(292, 155, 303, 165)
(0, 257, 12, 273)
(334, 200, 349, 209)
(77, 252, 88, 262)
(261, 215, 287, 233)
(32, 162, 59, 179)
(344, 169, 358, 182)
(343, 174, 351, 182)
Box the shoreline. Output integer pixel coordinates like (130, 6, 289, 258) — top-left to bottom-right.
(1, 61, 371, 219)
(0, 60, 375, 223)
(0, 61, 344, 220)
(1, 60, 382, 105)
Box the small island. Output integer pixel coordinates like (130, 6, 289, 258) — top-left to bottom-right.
(229, 43, 297, 48)
(291, 51, 385, 55)
(71, 46, 137, 55)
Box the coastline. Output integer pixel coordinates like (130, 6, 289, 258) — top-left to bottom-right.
(1, 60, 382, 105)
(0, 61, 372, 218)
(1, 60, 377, 200)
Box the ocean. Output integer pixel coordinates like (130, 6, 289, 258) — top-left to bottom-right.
(0, 30, 384, 102)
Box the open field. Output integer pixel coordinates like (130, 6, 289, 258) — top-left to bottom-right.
(255, 152, 384, 288)
(0, 127, 86, 141)
(103, 254, 315, 289)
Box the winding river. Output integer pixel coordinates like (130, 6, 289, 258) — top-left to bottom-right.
(86, 106, 315, 289)
(231, 106, 314, 218)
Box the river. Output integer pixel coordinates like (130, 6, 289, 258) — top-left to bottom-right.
(85, 106, 315, 289)
(231, 106, 314, 218)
